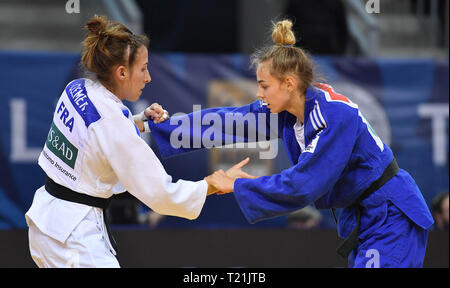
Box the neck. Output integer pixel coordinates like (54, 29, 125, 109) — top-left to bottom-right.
(102, 81, 124, 101)
(286, 90, 305, 123)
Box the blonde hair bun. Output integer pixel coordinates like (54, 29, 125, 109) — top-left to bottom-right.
(272, 20, 296, 46)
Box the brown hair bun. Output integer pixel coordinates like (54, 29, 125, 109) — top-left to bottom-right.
(81, 15, 149, 86)
(85, 15, 108, 36)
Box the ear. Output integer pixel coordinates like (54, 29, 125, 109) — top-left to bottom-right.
(284, 75, 297, 92)
(114, 65, 128, 82)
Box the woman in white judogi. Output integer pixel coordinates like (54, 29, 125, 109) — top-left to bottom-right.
(25, 15, 247, 268)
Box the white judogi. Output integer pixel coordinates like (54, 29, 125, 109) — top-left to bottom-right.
(25, 78, 207, 268)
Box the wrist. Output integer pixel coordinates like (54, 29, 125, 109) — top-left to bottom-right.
(207, 184, 218, 196)
(232, 178, 238, 193)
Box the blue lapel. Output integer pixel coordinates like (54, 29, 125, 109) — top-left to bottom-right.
(303, 86, 320, 147)
(282, 112, 300, 165)
(281, 86, 320, 165)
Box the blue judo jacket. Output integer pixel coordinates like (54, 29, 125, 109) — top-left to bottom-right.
(148, 83, 433, 238)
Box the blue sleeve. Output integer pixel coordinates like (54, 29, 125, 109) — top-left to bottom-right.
(233, 109, 358, 224)
(147, 101, 281, 158)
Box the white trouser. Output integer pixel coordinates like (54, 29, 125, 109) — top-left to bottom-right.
(28, 208, 120, 268)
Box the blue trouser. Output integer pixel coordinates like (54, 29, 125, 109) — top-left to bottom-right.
(348, 201, 428, 268)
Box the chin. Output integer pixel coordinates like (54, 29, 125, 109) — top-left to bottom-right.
(268, 106, 280, 114)
(128, 92, 142, 102)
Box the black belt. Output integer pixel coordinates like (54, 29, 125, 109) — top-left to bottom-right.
(333, 157, 399, 259)
(45, 176, 118, 253)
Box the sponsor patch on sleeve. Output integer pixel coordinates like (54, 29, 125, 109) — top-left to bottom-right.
(304, 132, 322, 154)
(65, 79, 101, 127)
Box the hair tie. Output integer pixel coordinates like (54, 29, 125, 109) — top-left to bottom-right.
(277, 44, 293, 48)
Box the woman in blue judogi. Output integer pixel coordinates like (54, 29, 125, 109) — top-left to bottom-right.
(146, 20, 434, 267)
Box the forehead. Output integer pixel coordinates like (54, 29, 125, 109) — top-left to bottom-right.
(256, 62, 274, 80)
(134, 46, 148, 64)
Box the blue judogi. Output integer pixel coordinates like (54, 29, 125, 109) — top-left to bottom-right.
(148, 84, 434, 267)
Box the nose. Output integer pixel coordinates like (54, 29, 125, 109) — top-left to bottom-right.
(145, 70, 151, 84)
(256, 87, 264, 100)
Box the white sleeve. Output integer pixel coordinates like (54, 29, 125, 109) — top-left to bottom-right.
(92, 114, 207, 220)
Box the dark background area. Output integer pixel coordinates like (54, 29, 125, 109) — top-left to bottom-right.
(137, 0, 239, 54)
(1, 229, 448, 268)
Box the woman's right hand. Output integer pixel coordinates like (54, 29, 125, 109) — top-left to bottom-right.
(144, 103, 169, 124)
(205, 170, 235, 195)
(205, 157, 258, 195)
(224, 157, 258, 180)
(133, 103, 170, 132)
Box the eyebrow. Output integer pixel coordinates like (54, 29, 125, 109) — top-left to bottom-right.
(257, 80, 266, 83)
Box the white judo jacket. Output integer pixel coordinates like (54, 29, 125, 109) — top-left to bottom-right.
(25, 78, 207, 246)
